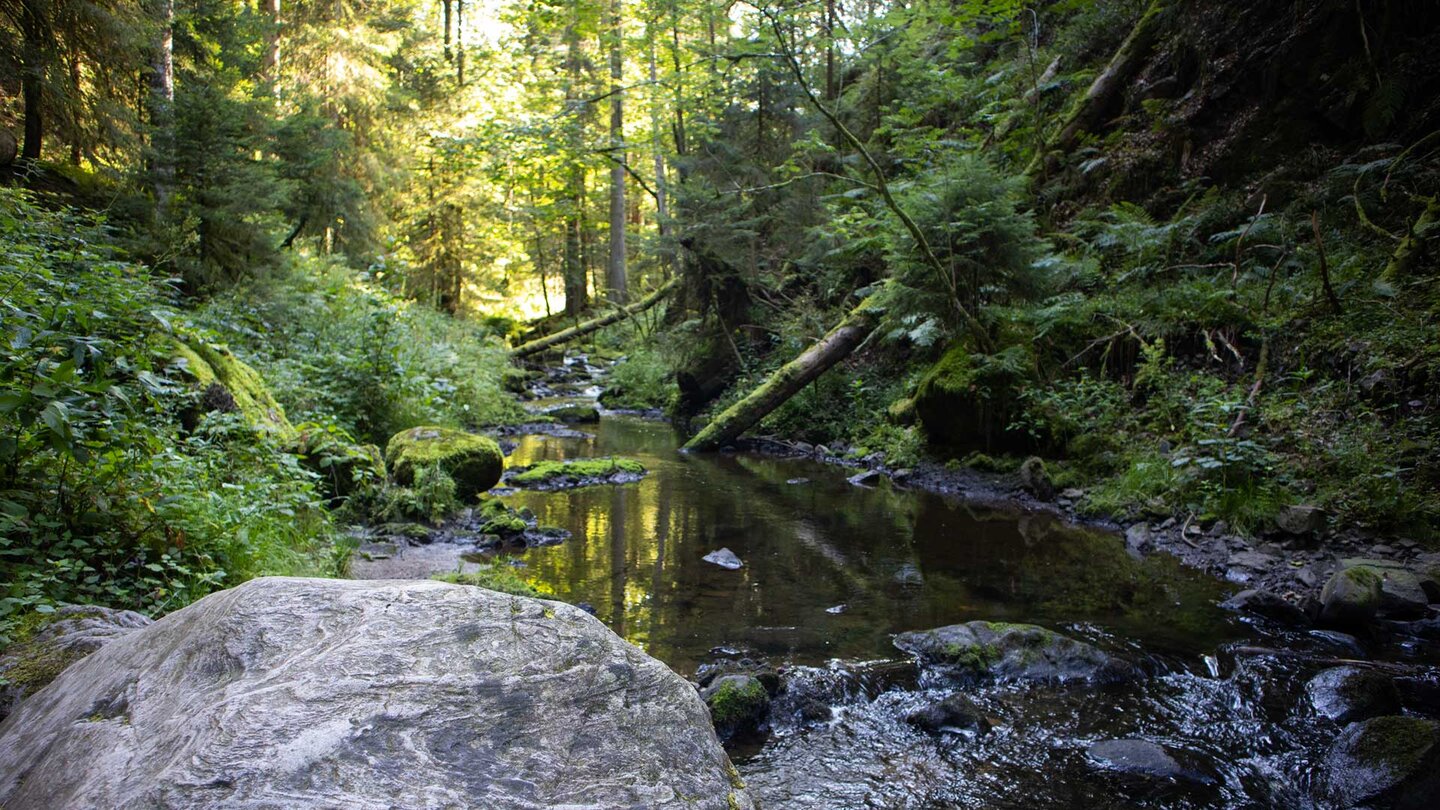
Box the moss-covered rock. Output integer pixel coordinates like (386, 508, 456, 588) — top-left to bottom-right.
(508, 457, 646, 489)
(1322, 715, 1440, 809)
(894, 620, 1135, 684)
(913, 343, 1031, 452)
(1020, 456, 1055, 500)
(171, 338, 296, 443)
(1320, 565, 1384, 627)
(385, 427, 504, 500)
(547, 404, 601, 424)
(887, 397, 916, 426)
(1307, 666, 1401, 725)
(702, 674, 771, 742)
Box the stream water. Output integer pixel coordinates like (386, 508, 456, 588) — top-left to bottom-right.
(354, 354, 1437, 809)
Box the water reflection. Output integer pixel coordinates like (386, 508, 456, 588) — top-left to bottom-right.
(498, 416, 1235, 672)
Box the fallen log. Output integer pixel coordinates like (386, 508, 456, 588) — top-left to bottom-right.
(509, 278, 678, 359)
(682, 295, 880, 452)
(1027, 0, 1168, 179)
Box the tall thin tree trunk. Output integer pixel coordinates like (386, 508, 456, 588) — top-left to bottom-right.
(824, 0, 836, 100)
(456, 0, 466, 85)
(263, 0, 280, 80)
(149, 0, 176, 212)
(19, 0, 46, 161)
(607, 0, 628, 304)
(646, 22, 672, 274)
(442, 0, 452, 61)
(68, 52, 81, 165)
(562, 18, 589, 316)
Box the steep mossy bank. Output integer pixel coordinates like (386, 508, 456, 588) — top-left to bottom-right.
(0, 190, 521, 642)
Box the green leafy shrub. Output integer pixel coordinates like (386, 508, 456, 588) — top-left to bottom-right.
(600, 346, 678, 411)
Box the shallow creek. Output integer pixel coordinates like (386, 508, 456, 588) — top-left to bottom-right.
(355, 355, 1437, 809)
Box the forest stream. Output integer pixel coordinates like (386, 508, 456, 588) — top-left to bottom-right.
(351, 353, 1440, 809)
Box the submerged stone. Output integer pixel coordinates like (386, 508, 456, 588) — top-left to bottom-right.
(905, 693, 992, 736)
(0, 578, 754, 810)
(893, 621, 1135, 684)
(1087, 739, 1211, 784)
(704, 547, 744, 570)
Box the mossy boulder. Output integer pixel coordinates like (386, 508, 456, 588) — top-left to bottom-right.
(893, 620, 1135, 684)
(508, 457, 646, 489)
(547, 404, 601, 424)
(171, 339, 296, 443)
(385, 427, 504, 500)
(1322, 715, 1440, 809)
(1020, 456, 1055, 500)
(913, 343, 1031, 452)
(702, 674, 771, 743)
(887, 397, 917, 426)
(1320, 565, 1385, 627)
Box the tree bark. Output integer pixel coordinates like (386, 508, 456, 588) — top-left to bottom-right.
(149, 0, 176, 212)
(682, 296, 881, 452)
(1028, 0, 1167, 177)
(511, 278, 678, 358)
(606, 0, 628, 304)
(19, 0, 47, 161)
(263, 0, 280, 79)
(563, 17, 589, 316)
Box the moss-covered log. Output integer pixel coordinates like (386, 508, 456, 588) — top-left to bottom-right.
(1383, 196, 1438, 280)
(683, 297, 880, 452)
(509, 279, 678, 359)
(1028, 0, 1168, 178)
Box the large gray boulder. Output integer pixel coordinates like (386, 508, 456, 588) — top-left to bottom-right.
(0, 577, 754, 810)
(1321, 715, 1440, 809)
(893, 621, 1135, 684)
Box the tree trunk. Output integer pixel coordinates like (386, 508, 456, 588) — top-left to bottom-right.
(442, 0, 452, 61)
(1029, 0, 1167, 178)
(562, 16, 589, 316)
(607, 0, 628, 304)
(682, 296, 881, 452)
(456, 0, 465, 85)
(19, 0, 46, 161)
(149, 0, 176, 212)
(511, 278, 678, 358)
(646, 23, 673, 273)
(263, 0, 280, 80)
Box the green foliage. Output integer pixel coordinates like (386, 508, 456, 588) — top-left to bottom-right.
(600, 346, 677, 412)
(434, 565, 546, 599)
(381, 464, 459, 524)
(0, 190, 339, 643)
(875, 154, 1049, 345)
(194, 254, 525, 445)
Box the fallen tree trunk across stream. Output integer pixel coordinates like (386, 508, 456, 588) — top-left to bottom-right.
(683, 295, 881, 452)
(510, 278, 679, 359)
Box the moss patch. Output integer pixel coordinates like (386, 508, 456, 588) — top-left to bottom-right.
(172, 338, 297, 442)
(1351, 716, 1438, 774)
(708, 677, 769, 727)
(0, 636, 87, 698)
(509, 457, 645, 487)
(386, 427, 504, 500)
(433, 566, 545, 598)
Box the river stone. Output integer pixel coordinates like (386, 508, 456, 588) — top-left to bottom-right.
(703, 547, 744, 570)
(0, 578, 754, 810)
(0, 605, 152, 724)
(702, 674, 771, 743)
(547, 404, 601, 423)
(1306, 667, 1401, 724)
(385, 426, 505, 500)
(1320, 565, 1384, 627)
(905, 693, 992, 736)
(1275, 504, 1326, 536)
(1321, 715, 1440, 810)
(1220, 589, 1309, 626)
(1087, 739, 1206, 783)
(893, 621, 1135, 684)
(1019, 456, 1055, 501)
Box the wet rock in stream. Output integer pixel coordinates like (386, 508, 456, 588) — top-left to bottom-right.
(894, 621, 1136, 685)
(1086, 739, 1213, 785)
(904, 693, 993, 736)
(1307, 666, 1402, 724)
(1321, 715, 1440, 809)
